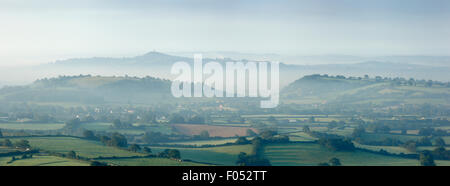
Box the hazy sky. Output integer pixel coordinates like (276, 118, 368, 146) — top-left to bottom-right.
(1, 0, 450, 66)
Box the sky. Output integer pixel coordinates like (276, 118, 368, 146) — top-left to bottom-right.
(0, 0, 450, 66)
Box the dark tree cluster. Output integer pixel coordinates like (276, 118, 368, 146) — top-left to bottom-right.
(143, 131, 170, 144)
(236, 152, 271, 166)
(318, 138, 355, 151)
(100, 132, 128, 148)
(83, 130, 98, 140)
(257, 130, 289, 144)
(1, 139, 13, 147)
(235, 137, 251, 145)
(112, 119, 133, 129)
(158, 149, 181, 159)
(90, 161, 108, 166)
(128, 144, 141, 152)
(168, 113, 206, 124)
(318, 157, 342, 166)
(431, 147, 450, 160)
(419, 150, 436, 166)
(14, 139, 31, 149)
(418, 127, 448, 136)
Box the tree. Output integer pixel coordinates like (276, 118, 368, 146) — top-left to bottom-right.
(317, 163, 330, 166)
(82, 115, 95, 122)
(236, 152, 271, 166)
(158, 149, 181, 159)
(432, 147, 449, 160)
(169, 114, 185, 124)
(374, 125, 390, 134)
(109, 132, 128, 147)
(328, 121, 338, 129)
(67, 151, 77, 159)
(329, 157, 341, 166)
(143, 147, 152, 154)
(112, 119, 132, 129)
(188, 115, 205, 124)
(167, 149, 181, 159)
(433, 129, 448, 136)
(90, 161, 108, 166)
(15, 139, 30, 149)
(236, 152, 248, 166)
(2, 139, 13, 147)
(434, 137, 446, 147)
(246, 129, 257, 136)
(64, 118, 82, 134)
(352, 125, 365, 138)
(199, 130, 210, 139)
(100, 136, 111, 145)
(159, 149, 181, 159)
(420, 150, 436, 166)
(235, 137, 250, 145)
(143, 132, 170, 144)
(318, 138, 355, 151)
(309, 117, 315, 123)
(303, 125, 311, 133)
(402, 141, 417, 152)
(418, 127, 434, 136)
(251, 137, 265, 156)
(83, 130, 97, 140)
(113, 119, 122, 128)
(259, 130, 277, 140)
(418, 137, 432, 146)
(65, 118, 81, 127)
(129, 144, 141, 152)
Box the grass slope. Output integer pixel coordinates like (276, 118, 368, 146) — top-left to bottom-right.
(265, 143, 450, 166)
(0, 155, 89, 166)
(10, 136, 142, 158)
(149, 145, 252, 165)
(98, 157, 207, 166)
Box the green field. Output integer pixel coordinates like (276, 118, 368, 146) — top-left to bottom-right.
(9, 137, 143, 158)
(164, 138, 239, 146)
(79, 122, 173, 135)
(265, 143, 450, 166)
(327, 127, 355, 137)
(0, 147, 18, 153)
(286, 132, 317, 142)
(98, 157, 207, 166)
(360, 133, 421, 142)
(354, 143, 416, 155)
(149, 145, 252, 165)
(360, 133, 450, 145)
(0, 123, 65, 130)
(0, 155, 89, 166)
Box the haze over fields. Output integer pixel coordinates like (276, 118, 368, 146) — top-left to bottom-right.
(1, 0, 450, 167)
(1, 0, 450, 85)
(1, 52, 450, 89)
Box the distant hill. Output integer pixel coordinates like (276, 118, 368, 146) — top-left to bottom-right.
(1, 73, 449, 108)
(52, 51, 192, 67)
(0, 75, 173, 105)
(282, 74, 450, 106)
(45, 52, 450, 88)
(1, 52, 450, 89)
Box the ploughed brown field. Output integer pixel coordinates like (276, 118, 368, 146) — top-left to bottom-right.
(171, 124, 258, 137)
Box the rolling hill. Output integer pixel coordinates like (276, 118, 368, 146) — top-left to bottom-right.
(2, 52, 450, 89)
(282, 74, 450, 106)
(0, 75, 173, 105)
